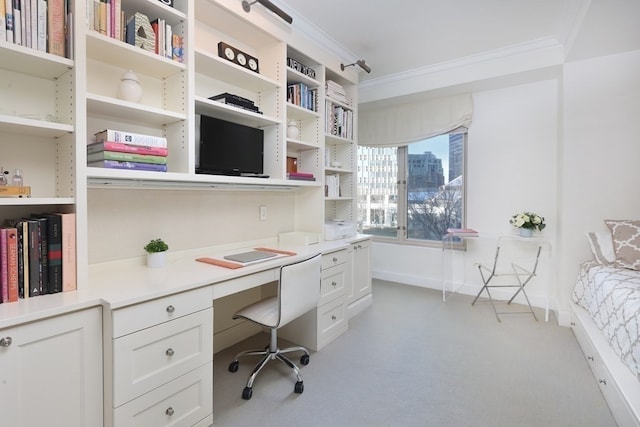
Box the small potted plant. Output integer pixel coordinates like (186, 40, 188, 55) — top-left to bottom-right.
(509, 211, 546, 237)
(144, 238, 169, 268)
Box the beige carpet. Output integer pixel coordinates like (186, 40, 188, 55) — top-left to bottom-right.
(212, 280, 616, 427)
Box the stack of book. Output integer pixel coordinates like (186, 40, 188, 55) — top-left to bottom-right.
(326, 101, 353, 140)
(325, 80, 348, 104)
(88, 129, 168, 172)
(325, 174, 340, 197)
(287, 83, 318, 112)
(0, 212, 76, 304)
(287, 172, 315, 181)
(446, 228, 479, 237)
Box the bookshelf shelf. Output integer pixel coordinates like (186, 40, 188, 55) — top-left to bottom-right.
(0, 198, 75, 206)
(324, 166, 353, 174)
(86, 32, 186, 79)
(287, 138, 318, 151)
(287, 103, 320, 120)
(0, 43, 73, 79)
(87, 94, 187, 126)
(0, 115, 74, 138)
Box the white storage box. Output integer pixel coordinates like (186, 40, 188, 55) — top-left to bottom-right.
(324, 222, 356, 241)
(279, 231, 321, 246)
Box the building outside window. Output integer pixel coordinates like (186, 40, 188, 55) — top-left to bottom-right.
(357, 132, 467, 246)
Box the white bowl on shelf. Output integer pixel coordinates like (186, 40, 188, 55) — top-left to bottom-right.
(330, 161, 342, 168)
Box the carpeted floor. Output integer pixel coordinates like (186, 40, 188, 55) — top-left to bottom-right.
(211, 280, 616, 427)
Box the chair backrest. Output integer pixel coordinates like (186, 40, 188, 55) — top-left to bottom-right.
(277, 253, 322, 327)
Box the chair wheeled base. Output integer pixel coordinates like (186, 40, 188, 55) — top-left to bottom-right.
(228, 328, 311, 400)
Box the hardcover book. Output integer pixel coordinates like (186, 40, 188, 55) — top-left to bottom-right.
(94, 129, 168, 148)
(6, 227, 18, 302)
(55, 212, 76, 292)
(47, 0, 65, 56)
(87, 150, 167, 165)
(87, 141, 168, 157)
(30, 216, 49, 294)
(26, 219, 40, 297)
(1, 228, 7, 302)
(42, 214, 63, 294)
(88, 160, 168, 172)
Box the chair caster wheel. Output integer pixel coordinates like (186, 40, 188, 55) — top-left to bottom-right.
(300, 354, 310, 365)
(242, 387, 253, 400)
(228, 361, 239, 372)
(294, 381, 304, 394)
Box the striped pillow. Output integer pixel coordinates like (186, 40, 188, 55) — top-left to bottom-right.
(605, 219, 640, 271)
(585, 231, 615, 264)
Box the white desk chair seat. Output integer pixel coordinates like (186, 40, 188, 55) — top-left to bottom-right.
(228, 253, 322, 400)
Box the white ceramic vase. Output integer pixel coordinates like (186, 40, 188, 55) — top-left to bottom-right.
(287, 119, 300, 139)
(519, 228, 533, 238)
(147, 251, 167, 268)
(117, 70, 143, 103)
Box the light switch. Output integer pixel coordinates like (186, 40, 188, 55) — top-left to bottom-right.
(259, 205, 267, 221)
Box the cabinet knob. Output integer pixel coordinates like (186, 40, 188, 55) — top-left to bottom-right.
(0, 337, 12, 347)
(599, 379, 607, 386)
(331, 281, 337, 287)
(165, 407, 174, 416)
(166, 305, 175, 314)
(587, 356, 594, 361)
(166, 348, 175, 357)
(331, 315, 337, 321)
(332, 257, 338, 263)
(357, 244, 362, 249)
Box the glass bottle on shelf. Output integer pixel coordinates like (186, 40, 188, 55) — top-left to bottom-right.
(12, 169, 23, 187)
(0, 167, 7, 186)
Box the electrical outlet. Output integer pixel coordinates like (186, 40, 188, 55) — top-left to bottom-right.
(259, 205, 267, 221)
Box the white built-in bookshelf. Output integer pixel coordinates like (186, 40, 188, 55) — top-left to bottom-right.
(0, 0, 359, 291)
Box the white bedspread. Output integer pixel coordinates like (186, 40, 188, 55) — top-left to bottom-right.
(573, 262, 640, 379)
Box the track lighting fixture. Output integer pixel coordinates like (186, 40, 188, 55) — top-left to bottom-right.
(242, 0, 293, 25)
(340, 60, 371, 74)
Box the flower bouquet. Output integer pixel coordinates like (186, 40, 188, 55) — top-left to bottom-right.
(509, 211, 546, 237)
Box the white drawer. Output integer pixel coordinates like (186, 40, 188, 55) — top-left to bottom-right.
(321, 249, 349, 270)
(114, 362, 213, 427)
(317, 297, 348, 349)
(113, 308, 213, 407)
(320, 264, 347, 305)
(113, 287, 212, 338)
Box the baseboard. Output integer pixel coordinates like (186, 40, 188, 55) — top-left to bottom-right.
(348, 293, 373, 319)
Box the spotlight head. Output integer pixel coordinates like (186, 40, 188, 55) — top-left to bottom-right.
(356, 60, 371, 73)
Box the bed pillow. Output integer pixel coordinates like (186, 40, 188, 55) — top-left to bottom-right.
(585, 231, 615, 264)
(604, 219, 640, 270)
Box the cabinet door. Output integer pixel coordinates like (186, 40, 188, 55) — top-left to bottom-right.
(0, 307, 103, 427)
(352, 240, 372, 301)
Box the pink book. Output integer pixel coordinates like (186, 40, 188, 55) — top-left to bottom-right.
(1, 228, 8, 302)
(55, 213, 76, 292)
(87, 141, 168, 157)
(6, 228, 18, 302)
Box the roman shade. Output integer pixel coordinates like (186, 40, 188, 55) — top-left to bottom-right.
(358, 93, 473, 147)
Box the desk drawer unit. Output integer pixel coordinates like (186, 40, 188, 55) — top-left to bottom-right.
(317, 296, 348, 349)
(321, 248, 349, 270)
(113, 287, 212, 338)
(320, 263, 347, 306)
(113, 308, 213, 407)
(114, 361, 213, 427)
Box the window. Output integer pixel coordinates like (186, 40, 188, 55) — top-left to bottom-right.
(357, 132, 467, 245)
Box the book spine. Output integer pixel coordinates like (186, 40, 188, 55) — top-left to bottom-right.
(15, 221, 24, 298)
(5, 0, 13, 43)
(26, 220, 39, 297)
(21, 221, 28, 299)
(47, 0, 64, 56)
(36, 0, 45, 50)
(6, 228, 18, 302)
(88, 150, 167, 164)
(95, 129, 168, 148)
(32, 217, 48, 294)
(13, 0, 21, 46)
(0, 228, 7, 302)
(89, 160, 168, 172)
(57, 213, 76, 292)
(87, 141, 168, 156)
(23, 0, 29, 48)
(0, 0, 6, 41)
(44, 214, 62, 293)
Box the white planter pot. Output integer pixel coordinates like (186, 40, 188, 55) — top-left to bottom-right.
(147, 252, 167, 268)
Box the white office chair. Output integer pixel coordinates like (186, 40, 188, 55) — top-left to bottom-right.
(228, 253, 322, 400)
(471, 236, 543, 322)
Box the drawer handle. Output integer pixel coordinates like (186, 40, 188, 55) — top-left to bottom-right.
(166, 348, 175, 357)
(587, 356, 594, 361)
(166, 305, 176, 314)
(331, 315, 337, 321)
(165, 407, 174, 416)
(0, 337, 12, 347)
(599, 379, 607, 386)
(332, 257, 338, 263)
(358, 244, 362, 249)
(332, 281, 337, 287)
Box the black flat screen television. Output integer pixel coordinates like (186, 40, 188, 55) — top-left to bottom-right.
(197, 115, 264, 176)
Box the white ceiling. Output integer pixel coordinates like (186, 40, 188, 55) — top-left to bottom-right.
(276, 0, 640, 86)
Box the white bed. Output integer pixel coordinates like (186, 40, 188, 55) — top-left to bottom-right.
(571, 221, 640, 427)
